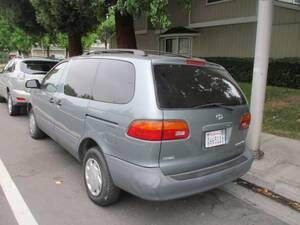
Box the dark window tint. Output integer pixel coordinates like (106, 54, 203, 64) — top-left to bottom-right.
(153, 64, 246, 109)
(93, 60, 135, 104)
(21, 61, 58, 74)
(42, 62, 67, 93)
(64, 59, 99, 99)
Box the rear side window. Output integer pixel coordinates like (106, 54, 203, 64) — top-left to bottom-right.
(153, 64, 246, 109)
(20, 61, 58, 74)
(64, 59, 99, 99)
(92, 60, 135, 104)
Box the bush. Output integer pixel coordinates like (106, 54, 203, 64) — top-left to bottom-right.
(205, 57, 300, 89)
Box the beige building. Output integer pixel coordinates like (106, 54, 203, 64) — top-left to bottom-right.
(127, 0, 300, 58)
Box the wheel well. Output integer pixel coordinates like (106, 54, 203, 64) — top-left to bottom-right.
(78, 138, 99, 163)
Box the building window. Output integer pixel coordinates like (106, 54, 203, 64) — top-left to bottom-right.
(206, 0, 231, 5)
(160, 37, 192, 57)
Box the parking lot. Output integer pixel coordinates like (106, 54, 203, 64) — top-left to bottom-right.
(0, 103, 288, 225)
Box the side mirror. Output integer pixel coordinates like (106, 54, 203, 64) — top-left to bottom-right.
(25, 79, 40, 89)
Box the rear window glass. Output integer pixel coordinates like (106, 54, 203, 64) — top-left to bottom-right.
(153, 64, 246, 109)
(20, 61, 58, 75)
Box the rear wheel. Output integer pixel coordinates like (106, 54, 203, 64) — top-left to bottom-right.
(83, 147, 121, 206)
(0, 95, 5, 103)
(7, 94, 20, 116)
(29, 109, 46, 139)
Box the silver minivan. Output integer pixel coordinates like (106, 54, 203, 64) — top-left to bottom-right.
(0, 57, 58, 115)
(26, 49, 253, 206)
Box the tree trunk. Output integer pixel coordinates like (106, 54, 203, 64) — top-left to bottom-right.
(68, 33, 83, 57)
(115, 11, 137, 49)
(65, 47, 69, 58)
(46, 46, 50, 58)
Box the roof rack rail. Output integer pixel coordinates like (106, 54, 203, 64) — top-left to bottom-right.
(144, 50, 189, 58)
(83, 49, 147, 56)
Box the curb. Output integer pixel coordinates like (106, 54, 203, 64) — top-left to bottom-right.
(242, 173, 300, 203)
(221, 183, 300, 225)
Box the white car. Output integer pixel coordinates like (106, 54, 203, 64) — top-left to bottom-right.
(0, 57, 58, 115)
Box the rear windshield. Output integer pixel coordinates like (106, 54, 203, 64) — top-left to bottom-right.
(20, 60, 58, 75)
(153, 64, 246, 109)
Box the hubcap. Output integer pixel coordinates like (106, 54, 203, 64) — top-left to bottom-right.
(8, 96, 12, 113)
(29, 112, 35, 134)
(85, 158, 102, 196)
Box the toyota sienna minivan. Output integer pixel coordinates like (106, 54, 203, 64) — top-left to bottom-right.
(26, 49, 253, 206)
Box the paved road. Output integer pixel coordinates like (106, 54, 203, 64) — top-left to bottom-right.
(0, 103, 288, 225)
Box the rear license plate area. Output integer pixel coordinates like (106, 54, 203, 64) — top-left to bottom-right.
(205, 129, 226, 148)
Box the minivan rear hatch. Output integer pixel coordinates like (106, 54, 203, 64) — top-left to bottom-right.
(153, 62, 249, 176)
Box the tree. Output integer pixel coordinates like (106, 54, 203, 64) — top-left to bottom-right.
(98, 9, 115, 49)
(30, 0, 107, 56)
(0, 16, 36, 55)
(0, 0, 45, 35)
(105, 0, 181, 49)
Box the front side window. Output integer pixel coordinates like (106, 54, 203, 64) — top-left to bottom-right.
(64, 59, 99, 99)
(42, 62, 67, 93)
(93, 59, 135, 104)
(153, 64, 246, 109)
(20, 60, 58, 75)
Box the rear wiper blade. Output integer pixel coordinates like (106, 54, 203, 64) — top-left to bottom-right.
(193, 103, 234, 111)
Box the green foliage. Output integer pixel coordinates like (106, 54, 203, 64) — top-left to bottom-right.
(30, 0, 107, 35)
(97, 9, 115, 47)
(0, 0, 45, 34)
(56, 33, 68, 49)
(206, 57, 300, 89)
(82, 32, 98, 49)
(238, 82, 300, 140)
(149, 0, 170, 29)
(0, 16, 35, 54)
(113, 0, 192, 30)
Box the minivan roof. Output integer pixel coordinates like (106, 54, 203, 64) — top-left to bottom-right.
(76, 49, 224, 70)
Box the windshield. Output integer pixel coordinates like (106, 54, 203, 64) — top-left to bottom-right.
(20, 60, 58, 75)
(153, 64, 247, 109)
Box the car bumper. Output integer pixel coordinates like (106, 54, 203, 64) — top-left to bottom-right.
(106, 146, 253, 201)
(11, 89, 30, 104)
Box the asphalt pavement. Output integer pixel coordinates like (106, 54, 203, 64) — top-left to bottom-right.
(0, 102, 289, 225)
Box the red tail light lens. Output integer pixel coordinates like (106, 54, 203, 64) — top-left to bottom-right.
(127, 120, 189, 141)
(16, 97, 26, 101)
(240, 112, 251, 129)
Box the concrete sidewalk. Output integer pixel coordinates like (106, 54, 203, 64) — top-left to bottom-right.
(243, 133, 300, 203)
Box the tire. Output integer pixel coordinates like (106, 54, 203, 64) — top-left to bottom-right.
(83, 147, 121, 206)
(0, 95, 5, 103)
(29, 109, 46, 139)
(7, 94, 20, 116)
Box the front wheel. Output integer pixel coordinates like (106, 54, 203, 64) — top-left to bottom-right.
(29, 109, 46, 139)
(83, 147, 121, 206)
(7, 94, 20, 116)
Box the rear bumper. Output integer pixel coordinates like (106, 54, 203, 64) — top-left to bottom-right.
(11, 89, 30, 104)
(106, 147, 253, 201)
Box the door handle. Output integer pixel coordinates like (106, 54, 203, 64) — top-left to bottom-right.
(56, 99, 62, 106)
(49, 97, 55, 104)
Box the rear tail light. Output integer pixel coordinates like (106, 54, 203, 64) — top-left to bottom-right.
(240, 112, 251, 129)
(127, 120, 189, 141)
(16, 97, 26, 101)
